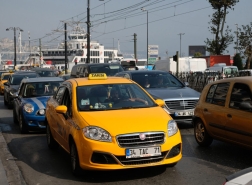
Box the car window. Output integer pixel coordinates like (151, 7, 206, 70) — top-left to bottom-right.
(205, 83, 229, 106)
(229, 83, 252, 111)
(2, 74, 10, 80)
(10, 74, 37, 85)
(55, 86, 66, 104)
(131, 72, 183, 88)
(61, 88, 72, 117)
(77, 83, 156, 111)
(23, 81, 62, 98)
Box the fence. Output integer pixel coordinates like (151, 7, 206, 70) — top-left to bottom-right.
(172, 71, 252, 92)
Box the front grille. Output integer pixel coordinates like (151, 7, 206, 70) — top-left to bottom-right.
(115, 151, 167, 165)
(117, 132, 165, 148)
(165, 100, 198, 110)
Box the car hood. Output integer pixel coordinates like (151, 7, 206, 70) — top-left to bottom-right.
(23, 96, 50, 109)
(79, 107, 171, 136)
(146, 87, 200, 100)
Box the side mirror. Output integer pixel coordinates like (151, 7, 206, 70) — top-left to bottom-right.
(4, 82, 9, 86)
(155, 99, 165, 107)
(55, 105, 67, 114)
(12, 92, 18, 98)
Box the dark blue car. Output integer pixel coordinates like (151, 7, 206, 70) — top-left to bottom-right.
(12, 77, 63, 133)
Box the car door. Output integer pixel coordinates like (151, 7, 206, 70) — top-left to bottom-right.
(225, 82, 252, 146)
(203, 82, 230, 138)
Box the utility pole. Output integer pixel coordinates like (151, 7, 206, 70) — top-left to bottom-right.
(64, 22, 68, 74)
(133, 33, 137, 60)
(178, 33, 185, 57)
(28, 31, 31, 54)
(87, 0, 91, 63)
(39, 38, 42, 67)
(235, 24, 238, 54)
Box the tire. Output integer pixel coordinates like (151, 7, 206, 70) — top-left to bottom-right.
(19, 112, 28, 134)
(166, 162, 178, 167)
(70, 141, 82, 176)
(13, 108, 18, 124)
(194, 119, 213, 147)
(46, 124, 59, 150)
(3, 93, 7, 106)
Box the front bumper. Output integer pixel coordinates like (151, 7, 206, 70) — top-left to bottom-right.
(75, 131, 182, 170)
(22, 112, 46, 131)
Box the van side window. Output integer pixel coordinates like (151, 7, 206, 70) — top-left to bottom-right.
(205, 83, 229, 106)
(229, 83, 252, 111)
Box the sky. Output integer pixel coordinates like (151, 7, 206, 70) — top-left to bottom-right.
(0, 0, 251, 59)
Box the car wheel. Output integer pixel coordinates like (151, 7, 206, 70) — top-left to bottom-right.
(13, 108, 18, 124)
(46, 124, 59, 150)
(194, 119, 213, 147)
(166, 162, 178, 167)
(19, 112, 28, 134)
(70, 141, 82, 176)
(3, 93, 7, 106)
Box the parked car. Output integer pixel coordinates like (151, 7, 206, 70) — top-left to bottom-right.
(193, 76, 252, 148)
(4, 71, 39, 108)
(0, 72, 13, 94)
(115, 70, 200, 124)
(59, 74, 70, 81)
(45, 73, 182, 175)
(224, 167, 252, 185)
(12, 77, 64, 133)
(70, 63, 124, 78)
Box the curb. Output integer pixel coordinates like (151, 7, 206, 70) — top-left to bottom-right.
(0, 126, 27, 185)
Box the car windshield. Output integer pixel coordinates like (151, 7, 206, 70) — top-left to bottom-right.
(77, 83, 156, 111)
(23, 81, 62, 98)
(2, 74, 10, 80)
(89, 65, 124, 76)
(10, 74, 37, 85)
(131, 72, 184, 88)
(36, 70, 56, 77)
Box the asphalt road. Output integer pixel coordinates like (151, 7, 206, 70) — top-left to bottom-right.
(0, 95, 252, 185)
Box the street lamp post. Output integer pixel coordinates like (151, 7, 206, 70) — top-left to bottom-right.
(6, 27, 23, 69)
(141, 8, 148, 69)
(178, 33, 185, 57)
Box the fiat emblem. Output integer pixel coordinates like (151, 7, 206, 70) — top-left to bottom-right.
(139, 133, 146, 140)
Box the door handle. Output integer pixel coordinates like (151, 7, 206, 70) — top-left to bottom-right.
(227, 114, 232, 118)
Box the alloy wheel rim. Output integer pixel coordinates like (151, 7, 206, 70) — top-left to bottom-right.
(196, 123, 204, 142)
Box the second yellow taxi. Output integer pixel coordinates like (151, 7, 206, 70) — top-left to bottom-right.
(46, 73, 182, 175)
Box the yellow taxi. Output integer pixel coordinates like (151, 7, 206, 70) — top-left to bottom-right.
(193, 76, 252, 148)
(0, 72, 13, 94)
(46, 73, 182, 175)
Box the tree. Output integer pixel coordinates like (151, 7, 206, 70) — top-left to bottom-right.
(205, 0, 239, 55)
(233, 53, 243, 70)
(235, 22, 252, 69)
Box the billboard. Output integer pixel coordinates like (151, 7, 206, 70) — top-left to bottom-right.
(189, 45, 206, 56)
(148, 45, 158, 63)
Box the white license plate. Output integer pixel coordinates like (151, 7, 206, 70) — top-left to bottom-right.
(174, 111, 194, 116)
(126, 146, 161, 158)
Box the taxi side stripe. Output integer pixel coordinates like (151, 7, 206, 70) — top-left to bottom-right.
(31, 98, 45, 109)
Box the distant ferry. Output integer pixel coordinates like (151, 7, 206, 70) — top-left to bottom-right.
(41, 24, 123, 65)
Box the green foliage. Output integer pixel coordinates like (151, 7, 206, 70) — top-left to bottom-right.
(233, 53, 243, 70)
(205, 0, 239, 55)
(194, 52, 202, 57)
(235, 22, 252, 69)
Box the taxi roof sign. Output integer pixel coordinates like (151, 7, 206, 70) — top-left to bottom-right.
(88, 73, 107, 80)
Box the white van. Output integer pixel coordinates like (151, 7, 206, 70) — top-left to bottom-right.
(205, 63, 238, 78)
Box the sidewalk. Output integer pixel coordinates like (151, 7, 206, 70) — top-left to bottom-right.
(0, 126, 27, 185)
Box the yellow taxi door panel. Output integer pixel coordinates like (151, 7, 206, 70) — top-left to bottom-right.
(54, 114, 69, 150)
(203, 82, 230, 138)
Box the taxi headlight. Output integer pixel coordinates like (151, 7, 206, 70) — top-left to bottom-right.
(38, 109, 45, 115)
(168, 120, 178, 137)
(24, 103, 34, 113)
(83, 126, 112, 142)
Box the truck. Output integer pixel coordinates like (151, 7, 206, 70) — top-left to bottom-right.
(153, 57, 207, 73)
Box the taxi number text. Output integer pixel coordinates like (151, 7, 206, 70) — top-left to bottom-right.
(126, 146, 161, 158)
(174, 111, 194, 116)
